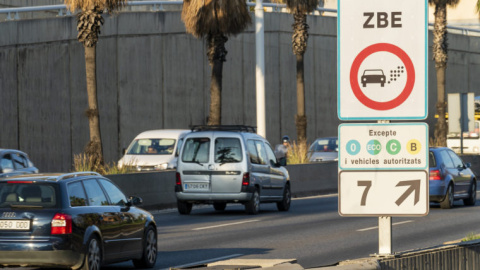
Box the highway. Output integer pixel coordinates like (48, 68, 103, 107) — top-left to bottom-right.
(104, 191, 480, 269)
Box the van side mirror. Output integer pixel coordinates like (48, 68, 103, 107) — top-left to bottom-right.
(278, 157, 287, 167)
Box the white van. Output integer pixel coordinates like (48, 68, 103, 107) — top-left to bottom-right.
(118, 129, 190, 171)
(447, 120, 480, 154)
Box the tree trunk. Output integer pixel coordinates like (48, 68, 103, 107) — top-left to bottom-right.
(84, 45, 104, 169)
(295, 54, 307, 143)
(206, 33, 228, 126)
(432, 3, 448, 146)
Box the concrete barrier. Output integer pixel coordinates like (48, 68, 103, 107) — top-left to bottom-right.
(107, 161, 339, 210)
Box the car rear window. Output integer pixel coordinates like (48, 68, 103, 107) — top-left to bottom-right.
(429, 152, 436, 168)
(0, 182, 59, 208)
(215, 138, 242, 163)
(182, 138, 210, 163)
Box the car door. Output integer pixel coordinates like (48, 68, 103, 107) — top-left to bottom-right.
(179, 136, 212, 193)
(247, 140, 271, 197)
(446, 150, 472, 196)
(264, 142, 285, 199)
(98, 179, 144, 257)
(82, 179, 124, 262)
(210, 136, 244, 193)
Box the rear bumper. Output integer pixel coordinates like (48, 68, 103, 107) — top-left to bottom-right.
(0, 239, 83, 268)
(176, 190, 254, 203)
(429, 180, 447, 203)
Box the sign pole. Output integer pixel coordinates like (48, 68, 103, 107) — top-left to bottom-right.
(378, 216, 392, 255)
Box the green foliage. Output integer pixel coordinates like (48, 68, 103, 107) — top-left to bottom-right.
(286, 140, 311, 165)
(462, 232, 480, 242)
(73, 153, 137, 175)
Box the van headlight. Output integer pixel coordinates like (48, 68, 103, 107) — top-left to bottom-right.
(155, 163, 168, 170)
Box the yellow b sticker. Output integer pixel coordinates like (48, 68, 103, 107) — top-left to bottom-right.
(406, 139, 421, 155)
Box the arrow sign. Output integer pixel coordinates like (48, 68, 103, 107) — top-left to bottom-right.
(395, 180, 420, 206)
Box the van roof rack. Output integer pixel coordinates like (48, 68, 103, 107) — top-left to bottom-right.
(190, 125, 256, 133)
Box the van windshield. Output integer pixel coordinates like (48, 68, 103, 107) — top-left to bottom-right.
(447, 121, 480, 139)
(127, 139, 176, 155)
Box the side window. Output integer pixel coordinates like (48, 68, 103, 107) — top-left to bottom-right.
(264, 143, 278, 166)
(68, 181, 87, 207)
(447, 151, 464, 168)
(215, 138, 242, 163)
(439, 150, 454, 168)
(247, 140, 260, 164)
(0, 155, 14, 170)
(182, 138, 210, 163)
(12, 154, 27, 169)
(254, 140, 268, 165)
(176, 138, 184, 157)
(99, 179, 128, 206)
(83, 179, 109, 206)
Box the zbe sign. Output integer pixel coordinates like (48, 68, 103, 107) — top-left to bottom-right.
(338, 0, 427, 120)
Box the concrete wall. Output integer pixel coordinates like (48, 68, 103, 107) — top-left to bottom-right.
(1, 11, 480, 172)
(107, 162, 339, 210)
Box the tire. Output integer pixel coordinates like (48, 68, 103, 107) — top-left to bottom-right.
(81, 236, 101, 270)
(177, 200, 192, 215)
(463, 180, 477, 206)
(213, 203, 227, 211)
(245, 188, 260, 215)
(277, 184, 291, 212)
(133, 226, 157, 268)
(440, 184, 454, 209)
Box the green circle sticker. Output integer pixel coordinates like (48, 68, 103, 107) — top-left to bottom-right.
(386, 139, 401, 155)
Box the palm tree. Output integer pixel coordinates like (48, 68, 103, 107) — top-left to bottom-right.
(181, 0, 251, 125)
(64, 0, 127, 170)
(274, 0, 319, 144)
(429, 0, 459, 146)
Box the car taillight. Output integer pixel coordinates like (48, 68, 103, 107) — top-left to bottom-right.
(51, 213, 72, 235)
(430, 169, 441, 180)
(176, 172, 182, 186)
(242, 173, 250, 186)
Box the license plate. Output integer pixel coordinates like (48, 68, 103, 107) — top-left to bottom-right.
(0, 220, 30, 230)
(185, 183, 209, 190)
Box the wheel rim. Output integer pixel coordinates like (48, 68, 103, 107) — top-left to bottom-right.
(146, 229, 157, 264)
(254, 192, 260, 212)
(285, 188, 291, 205)
(88, 239, 101, 270)
(448, 186, 454, 207)
(472, 183, 477, 201)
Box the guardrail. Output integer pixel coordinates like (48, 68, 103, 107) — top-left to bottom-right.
(0, 1, 336, 21)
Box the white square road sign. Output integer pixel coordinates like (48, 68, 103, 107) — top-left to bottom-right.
(339, 170, 429, 216)
(338, 0, 427, 120)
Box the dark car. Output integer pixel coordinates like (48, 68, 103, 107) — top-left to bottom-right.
(429, 147, 477, 209)
(361, 69, 386, 87)
(0, 172, 157, 269)
(0, 149, 39, 177)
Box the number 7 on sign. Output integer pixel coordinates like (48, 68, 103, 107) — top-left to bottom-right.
(357, 180, 372, 206)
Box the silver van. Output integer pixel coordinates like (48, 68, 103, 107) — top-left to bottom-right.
(175, 126, 291, 215)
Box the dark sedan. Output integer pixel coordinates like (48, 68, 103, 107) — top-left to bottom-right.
(0, 172, 157, 269)
(429, 147, 477, 209)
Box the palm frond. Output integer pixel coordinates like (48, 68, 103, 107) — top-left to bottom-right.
(272, 0, 319, 13)
(428, 0, 460, 7)
(64, 0, 128, 13)
(182, 0, 251, 38)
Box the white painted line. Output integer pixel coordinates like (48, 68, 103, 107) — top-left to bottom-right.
(193, 220, 259, 231)
(163, 253, 243, 270)
(357, 220, 414, 232)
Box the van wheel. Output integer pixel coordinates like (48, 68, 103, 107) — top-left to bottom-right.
(245, 189, 260, 215)
(132, 226, 157, 268)
(440, 184, 454, 209)
(81, 235, 101, 270)
(177, 200, 192, 215)
(277, 184, 291, 212)
(464, 180, 477, 206)
(213, 203, 227, 211)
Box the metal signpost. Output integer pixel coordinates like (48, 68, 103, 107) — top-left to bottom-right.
(337, 0, 428, 256)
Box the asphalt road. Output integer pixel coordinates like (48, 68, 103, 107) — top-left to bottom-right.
(104, 191, 480, 269)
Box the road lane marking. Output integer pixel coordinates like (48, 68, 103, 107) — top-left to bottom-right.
(357, 220, 414, 232)
(163, 254, 243, 270)
(193, 220, 259, 231)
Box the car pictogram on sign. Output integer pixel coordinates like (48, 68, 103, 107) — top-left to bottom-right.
(361, 69, 386, 87)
